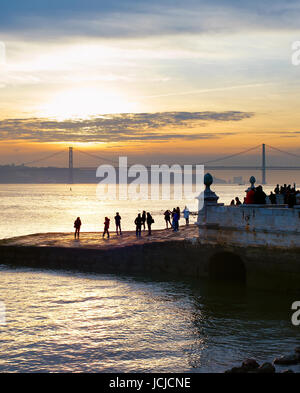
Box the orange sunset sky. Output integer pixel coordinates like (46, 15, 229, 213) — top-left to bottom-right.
(1, 0, 300, 166)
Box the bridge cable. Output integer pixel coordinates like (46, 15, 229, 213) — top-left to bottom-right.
(266, 144, 300, 160)
(199, 144, 261, 165)
(76, 149, 120, 166)
(21, 150, 66, 166)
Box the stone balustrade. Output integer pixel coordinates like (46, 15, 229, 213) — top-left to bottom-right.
(197, 174, 300, 248)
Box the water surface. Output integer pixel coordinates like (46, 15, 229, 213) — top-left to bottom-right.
(0, 183, 298, 372)
(0, 266, 299, 373)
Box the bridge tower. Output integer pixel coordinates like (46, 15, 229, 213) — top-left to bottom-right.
(69, 147, 73, 184)
(262, 143, 266, 185)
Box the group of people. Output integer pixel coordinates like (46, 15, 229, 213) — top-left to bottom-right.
(74, 214, 122, 240)
(230, 197, 242, 206)
(229, 182, 300, 208)
(244, 185, 268, 205)
(272, 183, 300, 207)
(163, 206, 190, 231)
(134, 211, 154, 237)
(73, 205, 191, 239)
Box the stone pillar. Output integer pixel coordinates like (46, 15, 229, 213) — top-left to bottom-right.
(249, 176, 256, 190)
(245, 176, 256, 192)
(197, 173, 220, 225)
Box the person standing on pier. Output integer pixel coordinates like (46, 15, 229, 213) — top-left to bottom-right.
(183, 206, 190, 225)
(164, 210, 172, 229)
(172, 211, 179, 232)
(74, 217, 82, 239)
(176, 207, 181, 221)
(146, 212, 154, 236)
(135, 213, 142, 238)
(142, 211, 146, 231)
(114, 212, 122, 235)
(103, 217, 110, 239)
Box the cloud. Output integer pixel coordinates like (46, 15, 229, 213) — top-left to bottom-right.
(0, 111, 253, 143)
(1, 0, 300, 39)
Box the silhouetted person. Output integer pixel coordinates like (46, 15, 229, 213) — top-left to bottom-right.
(176, 207, 181, 221)
(281, 184, 287, 196)
(235, 197, 241, 206)
(254, 186, 266, 204)
(269, 191, 276, 204)
(103, 217, 110, 238)
(183, 206, 190, 225)
(230, 199, 235, 206)
(74, 217, 81, 239)
(245, 188, 255, 204)
(146, 212, 154, 235)
(172, 211, 179, 232)
(135, 213, 142, 238)
(141, 211, 146, 230)
(164, 210, 171, 229)
(274, 184, 280, 194)
(287, 191, 296, 208)
(114, 212, 122, 235)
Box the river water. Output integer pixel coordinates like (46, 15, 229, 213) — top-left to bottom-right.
(0, 184, 299, 372)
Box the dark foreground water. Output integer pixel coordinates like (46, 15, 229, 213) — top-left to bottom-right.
(0, 265, 299, 373)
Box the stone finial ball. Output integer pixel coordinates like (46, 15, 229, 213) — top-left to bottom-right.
(249, 176, 256, 184)
(204, 173, 213, 187)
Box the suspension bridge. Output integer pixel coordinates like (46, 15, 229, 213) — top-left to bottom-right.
(14, 143, 300, 184)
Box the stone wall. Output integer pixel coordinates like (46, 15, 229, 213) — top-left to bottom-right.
(2, 237, 300, 293)
(198, 205, 300, 248)
(0, 240, 208, 280)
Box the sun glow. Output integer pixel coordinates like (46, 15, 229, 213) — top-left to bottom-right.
(38, 88, 138, 120)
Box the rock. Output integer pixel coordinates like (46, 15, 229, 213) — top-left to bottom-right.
(242, 358, 260, 370)
(282, 369, 294, 373)
(257, 362, 275, 373)
(224, 366, 247, 374)
(274, 354, 300, 365)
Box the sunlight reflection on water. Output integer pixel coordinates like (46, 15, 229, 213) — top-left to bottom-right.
(0, 266, 299, 372)
(0, 184, 277, 239)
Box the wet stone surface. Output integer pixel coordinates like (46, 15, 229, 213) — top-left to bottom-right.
(0, 224, 198, 250)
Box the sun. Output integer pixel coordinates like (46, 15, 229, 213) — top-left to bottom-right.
(38, 88, 138, 120)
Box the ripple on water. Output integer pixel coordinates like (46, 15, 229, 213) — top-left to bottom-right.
(0, 267, 299, 372)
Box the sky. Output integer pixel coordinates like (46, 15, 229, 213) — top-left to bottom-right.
(1, 0, 300, 166)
